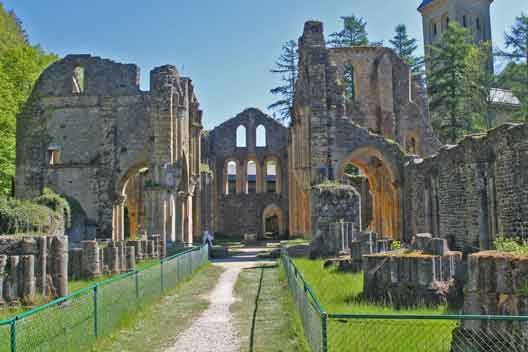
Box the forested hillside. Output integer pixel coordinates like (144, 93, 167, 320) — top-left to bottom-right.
(0, 2, 57, 196)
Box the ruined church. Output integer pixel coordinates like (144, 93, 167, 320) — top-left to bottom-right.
(15, 1, 527, 254)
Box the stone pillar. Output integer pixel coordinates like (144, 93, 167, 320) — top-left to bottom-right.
(125, 246, 136, 271)
(104, 245, 120, 274)
(51, 236, 68, 297)
(69, 248, 83, 280)
(6, 256, 20, 302)
(21, 255, 36, 301)
(36, 236, 47, 295)
(0, 255, 6, 304)
(81, 240, 100, 278)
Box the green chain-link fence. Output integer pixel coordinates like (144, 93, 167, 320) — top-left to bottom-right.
(0, 245, 208, 352)
(281, 249, 528, 352)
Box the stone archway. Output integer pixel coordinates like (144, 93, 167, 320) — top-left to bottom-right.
(115, 160, 149, 241)
(262, 204, 285, 239)
(336, 146, 403, 239)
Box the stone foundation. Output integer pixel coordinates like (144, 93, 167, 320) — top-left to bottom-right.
(0, 235, 68, 304)
(363, 234, 462, 307)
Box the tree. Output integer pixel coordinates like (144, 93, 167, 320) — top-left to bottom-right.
(389, 24, 424, 74)
(498, 13, 528, 121)
(0, 4, 57, 196)
(268, 40, 298, 123)
(427, 22, 480, 144)
(328, 15, 379, 48)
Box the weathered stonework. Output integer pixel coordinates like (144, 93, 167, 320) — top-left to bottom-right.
(203, 108, 289, 238)
(0, 236, 68, 304)
(16, 55, 203, 245)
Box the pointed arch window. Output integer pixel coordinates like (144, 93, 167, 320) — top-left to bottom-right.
(226, 161, 237, 194)
(246, 161, 257, 194)
(72, 66, 85, 95)
(256, 125, 266, 147)
(236, 125, 246, 147)
(344, 65, 356, 102)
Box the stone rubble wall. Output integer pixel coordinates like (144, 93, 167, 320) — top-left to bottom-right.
(0, 235, 68, 305)
(310, 184, 361, 257)
(68, 237, 162, 280)
(363, 234, 462, 307)
(405, 123, 528, 251)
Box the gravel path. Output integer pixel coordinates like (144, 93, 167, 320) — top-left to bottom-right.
(166, 247, 274, 352)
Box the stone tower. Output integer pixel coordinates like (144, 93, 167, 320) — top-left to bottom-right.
(418, 0, 493, 49)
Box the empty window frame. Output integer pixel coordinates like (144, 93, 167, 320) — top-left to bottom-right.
(265, 160, 277, 193)
(226, 161, 237, 194)
(256, 124, 266, 147)
(246, 160, 257, 194)
(236, 125, 247, 147)
(72, 66, 85, 94)
(343, 65, 356, 102)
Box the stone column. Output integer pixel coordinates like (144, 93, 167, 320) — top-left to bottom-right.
(81, 240, 100, 278)
(0, 256, 7, 304)
(6, 256, 20, 302)
(21, 255, 36, 301)
(36, 236, 47, 295)
(125, 246, 136, 271)
(51, 236, 68, 297)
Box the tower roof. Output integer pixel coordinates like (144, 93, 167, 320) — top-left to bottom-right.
(418, 0, 436, 11)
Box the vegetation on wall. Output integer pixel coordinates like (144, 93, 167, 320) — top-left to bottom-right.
(269, 40, 298, 123)
(0, 2, 57, 196)
(328, 15, 382, 47)
(389, 24, 424, 74)
(0, 187, 70, 235)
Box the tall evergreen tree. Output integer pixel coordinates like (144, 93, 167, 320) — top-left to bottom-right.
(268, 40, 298, 123)
(427, 22, 480, 143)
(498, 13, 528, 120)
(328, 15, 373, 48)
(389, 24, 423, 74)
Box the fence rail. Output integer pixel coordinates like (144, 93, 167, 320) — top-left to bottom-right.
(0, 245, 209, 352)
(281, 248, 528, 352)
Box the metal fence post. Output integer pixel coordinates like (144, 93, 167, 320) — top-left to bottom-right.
(93, 285, 99, 338)
(10, 319, 16, 352)
(321, 312, 328, 352)
(160, 260, 164, 293)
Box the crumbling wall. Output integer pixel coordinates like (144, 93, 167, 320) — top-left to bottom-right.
(310, 184, 361, 257)
(0, 236, 68, 304)
(405, 123, 528, 251)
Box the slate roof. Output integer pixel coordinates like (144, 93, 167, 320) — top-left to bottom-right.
(418, 0, 436, 10)
(490, 88, 521, 106)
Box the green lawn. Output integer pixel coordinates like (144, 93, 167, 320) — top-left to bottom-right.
(291, 258, 459, 352)
(231, 263, 310, 352)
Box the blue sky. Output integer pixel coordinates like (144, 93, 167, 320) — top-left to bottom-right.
(4, 0, 527, 129)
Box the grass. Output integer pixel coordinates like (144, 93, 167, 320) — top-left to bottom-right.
(291, 258, 459, 352)
(231, 263, 310, 352)
(94, 264, 223, 352)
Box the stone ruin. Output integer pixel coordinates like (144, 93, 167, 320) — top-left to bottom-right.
(0, 236, 68, 305)
(449, 251, 528, 349)
(363, 233, 462, 307)
(69, 236, 163, 279)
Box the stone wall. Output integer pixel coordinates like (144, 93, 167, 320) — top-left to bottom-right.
(310, 184, 361, 257)
(404, 123, 528, 251)
(204, 108, 289, 238)
(16, 55, 203, 245)
(0, 235, 68, 304)
(452, 250, 528, 350)
(363, 234, 462, 307)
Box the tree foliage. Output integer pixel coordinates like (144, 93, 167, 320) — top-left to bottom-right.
(269, 40, 298, 123)
(0, 3, 57, 196)
(328, 15, 381, 48)
(389, 24, 424, 74)
(498, 13, 528, 121)
(427, 22, 482, 144)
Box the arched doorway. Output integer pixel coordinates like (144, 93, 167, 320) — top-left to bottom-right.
(116, 161, 149, 241)
(337, 146, 402, 239)
(262, 204, 284, 239)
